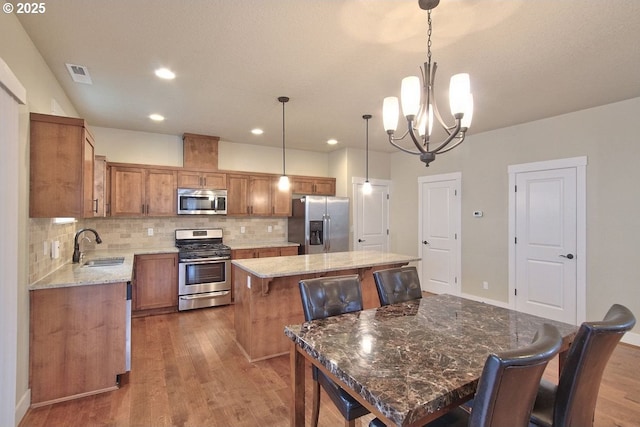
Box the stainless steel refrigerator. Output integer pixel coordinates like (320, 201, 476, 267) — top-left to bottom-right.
(288, 195, 350, 254)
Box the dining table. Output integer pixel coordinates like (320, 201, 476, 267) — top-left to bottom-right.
(284, 294, 579, 427)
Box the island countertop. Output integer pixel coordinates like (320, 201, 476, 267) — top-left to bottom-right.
(231, 250, 420, 279)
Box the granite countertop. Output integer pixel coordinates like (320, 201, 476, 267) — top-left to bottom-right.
(29, 247, 178, 291)
(231, 250, 419, 278)
(285, 294, 579, 426)
(227, 241, 299, 250)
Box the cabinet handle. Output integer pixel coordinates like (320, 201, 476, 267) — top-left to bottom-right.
(203, 177, 207, 187)
(93, 198, 99, 213)
(141, 204, 145, 214)
(146, 204, 149, 214)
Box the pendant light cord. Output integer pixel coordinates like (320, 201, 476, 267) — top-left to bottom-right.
(363, 114, 372, 181)
(278, 96, 289, 176)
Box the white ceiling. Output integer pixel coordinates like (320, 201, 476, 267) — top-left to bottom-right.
(17, 0, 640, 153)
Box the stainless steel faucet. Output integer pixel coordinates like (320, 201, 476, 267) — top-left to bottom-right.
(72, 228, 103, 263)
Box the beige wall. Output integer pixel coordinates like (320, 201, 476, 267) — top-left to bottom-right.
(390, 97, 640, 336)
(0, 12, 80, 423)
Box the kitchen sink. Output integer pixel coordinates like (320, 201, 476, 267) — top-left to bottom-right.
(83, 257, 125, 267)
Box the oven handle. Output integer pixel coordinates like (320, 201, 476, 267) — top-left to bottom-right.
(179, 258, 230, 264)
(179, 291, 230, 300)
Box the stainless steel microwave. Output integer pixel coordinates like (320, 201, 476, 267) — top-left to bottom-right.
(177, 188, 227, 215)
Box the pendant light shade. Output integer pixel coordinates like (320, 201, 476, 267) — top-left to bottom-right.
(277, 96, 290, 191)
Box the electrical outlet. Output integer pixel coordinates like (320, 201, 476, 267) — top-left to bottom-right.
(240, 226, 246, 234)
(268, 225, 273, 233)
(483, 281, 489, 290)
(147, 228, 154, 236)
(247, 276, 251, 289)
(52, 241, 60, 259)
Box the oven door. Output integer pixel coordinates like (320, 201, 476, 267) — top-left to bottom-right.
(178, 259, 231, 310)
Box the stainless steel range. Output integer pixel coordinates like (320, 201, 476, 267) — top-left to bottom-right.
(176, 228, 231, 311)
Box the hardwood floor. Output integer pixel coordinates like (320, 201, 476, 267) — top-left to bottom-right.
(20, 303, 640, 427)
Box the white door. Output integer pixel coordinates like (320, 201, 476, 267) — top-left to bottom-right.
(513, 167, 578, 324)
(418, 173, 461, 295)
(353, 179, 390, 252)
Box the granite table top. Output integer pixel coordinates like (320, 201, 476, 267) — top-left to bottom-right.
(231, 250, 420, 279)
(29, 247, 177, 290)
(285, 294, 578, 426)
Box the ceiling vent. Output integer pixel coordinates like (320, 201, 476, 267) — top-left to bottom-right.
(65, 63, 92, 84)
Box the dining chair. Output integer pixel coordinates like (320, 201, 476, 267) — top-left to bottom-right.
(373, 266, 422, 306)
(369, 323, 563, 427)
(298, 275, 370, 427)
(529, 303, 636, 427)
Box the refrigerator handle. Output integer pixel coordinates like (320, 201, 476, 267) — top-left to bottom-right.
(325, 214, 331, 252)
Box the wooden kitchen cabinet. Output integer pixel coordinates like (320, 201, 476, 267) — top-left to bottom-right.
(30, 113, 97, 218)
(183, 133, 219, 170)
(29, 282, 127, 406)
(133, 253, 178, 313)
(227, 173, 291, 216)
(109, 164, 177, 217)
(232, 246, 298, 259)
(177, 170, 226, 189)
(291, 176, 336, 196)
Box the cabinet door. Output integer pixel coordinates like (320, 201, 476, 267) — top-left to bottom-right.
(110, 166, 145, 217)
(232, 248, 257, 259)
(146, 169, 177, 216)
(183, 133, 219, 170)
(291, 178, 315, 195)
(202, 172, 226, 189)
(83, 130, 96, 218)
(279, 246, 299, 256)
(227, 174, 250, 215)
(249, 175, 272, 216)
(256, 247, 280, 258)
(313, 178, 336, 196)
(134, 253, 178, 311)
(271, 177, 292, 216)
(177, 171, 203, 188)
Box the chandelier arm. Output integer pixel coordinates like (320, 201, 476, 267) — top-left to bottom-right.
(435, 133, 465, 154)
(429, 120, 463, 154)
(407, 121, 428, 153)
(388, 135, 424, 155)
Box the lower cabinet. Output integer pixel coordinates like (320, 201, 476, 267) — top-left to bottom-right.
(133, 253, 178, 313)
(29, 282, 127, 406)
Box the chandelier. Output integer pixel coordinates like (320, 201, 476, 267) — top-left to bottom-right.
(382, 0, 473, 167)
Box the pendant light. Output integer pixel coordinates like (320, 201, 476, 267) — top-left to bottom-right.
(362, 114, 372, 195)
(277, 96, 290, 191)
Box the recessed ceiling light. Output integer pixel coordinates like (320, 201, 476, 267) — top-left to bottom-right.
(251, 128, 264, 135)
(327, 139, 338, 145)
(154, 67, 175, 80)
(149, 114, 165, 122)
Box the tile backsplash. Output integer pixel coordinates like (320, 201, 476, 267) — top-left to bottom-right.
(28, 216, 287, 284)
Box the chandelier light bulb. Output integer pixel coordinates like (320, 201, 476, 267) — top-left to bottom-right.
(461, 94, 474, 129)
(401, 76, 421, 118)
(383, 97, 399, 132)
(449, 73, 471, 117)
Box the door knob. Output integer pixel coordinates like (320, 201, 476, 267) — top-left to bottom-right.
(559, 253, 574, 259)
(422, 240, 429, 245)
(358, 238, 366, 243)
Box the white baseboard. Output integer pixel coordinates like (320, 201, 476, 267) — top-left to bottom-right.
(459, 292, 511, 309)
(15, 388, 30, 427)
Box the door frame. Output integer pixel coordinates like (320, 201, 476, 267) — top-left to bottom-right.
(508, 156, 587, 325)
(352, 177, 391, 251)
(418, 172, 462, 295)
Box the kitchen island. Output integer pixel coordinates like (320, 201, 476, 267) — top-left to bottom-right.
(232, 250, 420, 361)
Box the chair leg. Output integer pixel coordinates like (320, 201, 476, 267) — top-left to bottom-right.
(344, 419, 356, 427)
(311, 379, 320, 427)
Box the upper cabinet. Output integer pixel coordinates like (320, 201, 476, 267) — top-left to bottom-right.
(183, 133, 219, 170)
(177, 170, 226, 189)
(227, 173, 292, 217)
(291, 176, 336, 196)
(30, 113, 97, 218)
(109, 164, 177, 217)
